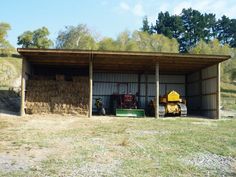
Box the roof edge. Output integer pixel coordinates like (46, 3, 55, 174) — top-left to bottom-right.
(17, 48, 231, 61)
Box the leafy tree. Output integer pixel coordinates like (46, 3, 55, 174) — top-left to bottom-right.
(98, 37, 118, 51)
(142, 8, 236, 52)
(180, 8, 207, 52)
(18, 27, 53, 48)
(141, 16, 152, 34)
(116, 31, 133, 51)
(189, 39, 234, 82)
(216, 15, 232, 45)
(229, 19, 236, 47)
(131, 31, 179, 52)
(56, 24, 97, 49)
(0, 22, 14, 56)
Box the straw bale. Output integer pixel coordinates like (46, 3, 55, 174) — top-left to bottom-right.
(25, 75, 89, 116)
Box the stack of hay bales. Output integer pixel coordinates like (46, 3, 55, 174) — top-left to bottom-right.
(25, 75, 89, 115)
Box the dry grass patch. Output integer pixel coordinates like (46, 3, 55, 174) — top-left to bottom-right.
(0, 115, 236, 177)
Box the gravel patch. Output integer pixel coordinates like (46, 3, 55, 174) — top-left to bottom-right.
(75, 159, 121, 177)
(183, 152, 236, 175)
(0, 147, 55, 172)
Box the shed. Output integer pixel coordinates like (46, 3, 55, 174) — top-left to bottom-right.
(17, 48, 230, 119)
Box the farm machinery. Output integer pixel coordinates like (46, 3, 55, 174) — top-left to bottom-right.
(110, 94, 145, 117)
(149, 90, 187, 117)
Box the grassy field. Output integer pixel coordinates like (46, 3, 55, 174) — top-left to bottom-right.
(0, 115, 236, 177)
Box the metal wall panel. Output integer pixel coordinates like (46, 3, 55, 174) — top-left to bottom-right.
(93, 82, 117, 95)
(202, 95, 217, 110)
(187, 72, 200, 82)
(187, 64, 219, 118)
(202, 110, 217, 118)
(188, 97, 201, 110)
(166, 84, 185, 96)
(187, 82, 200, 96)
(141, 74, 185, 83)
(93, 72, 187, 112)
(160, 75, 185, 83)
(202, 65, 217, 79)
(140, 83, 146, 96)
(202, 78, 217, 94)
(201, 64, 219, 118)
(186, 71, 201, 115)
(94, 72, 138, 82)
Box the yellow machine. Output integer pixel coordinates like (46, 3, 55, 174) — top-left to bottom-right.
(151, 90, 187, 117)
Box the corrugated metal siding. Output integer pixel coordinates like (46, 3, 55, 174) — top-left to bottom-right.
(202, 78, 217, 94)
(187, 82, 200, 96)
(141, 74, 185, 83)
(201, 65, 218, 118)
(202, 95, 217, 110)
(187, 72, 200, 82)
(166, 84, 185, 96)
(94, 73, 138, 82)
(186, 71, 201, 115)
(188, 97, 201, 110)
(202, 110, 217, 118)
(202, 65, 217, 79)
(93, 72, 186, 111)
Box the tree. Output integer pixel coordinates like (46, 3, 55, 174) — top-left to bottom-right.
(56, 24, 97, 49)
(216, 15, 232, 45)
(229, 19, 236, 47)
(141, 16, 152, 34)
(0, 22, 14, 56)
(189, 39, 234, 82)
(98, 37, 118, 51)
(17, 27, 53, 48)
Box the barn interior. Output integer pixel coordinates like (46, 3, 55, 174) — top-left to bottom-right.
(17, 48, 230, 118)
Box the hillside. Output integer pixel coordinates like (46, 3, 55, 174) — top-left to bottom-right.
(0, 56, 22, 88)
(0, 55, 235, 112)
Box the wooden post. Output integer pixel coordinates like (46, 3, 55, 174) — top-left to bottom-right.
(217, 63, 221, 119)
(137, 74, 141, 107)
(89, 54, 93, 118)
(155, 62, 159, 118)
(145, 73, 148, 109)
(20, 59, 25, 116)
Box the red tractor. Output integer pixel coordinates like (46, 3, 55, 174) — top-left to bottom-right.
(110, 94, 137, 114)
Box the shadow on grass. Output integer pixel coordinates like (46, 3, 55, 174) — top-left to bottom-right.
(221, 88, 236, 94)
(0, 89, 20, 114)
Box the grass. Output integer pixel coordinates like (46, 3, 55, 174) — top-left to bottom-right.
(0, 115, 236, 176)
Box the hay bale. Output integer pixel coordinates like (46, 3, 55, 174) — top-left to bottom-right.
(25, 75, 89, 116)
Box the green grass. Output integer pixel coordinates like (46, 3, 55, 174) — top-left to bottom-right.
(0, 116, 236, 177)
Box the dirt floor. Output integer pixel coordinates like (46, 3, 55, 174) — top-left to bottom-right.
(0, 114, 236, 177)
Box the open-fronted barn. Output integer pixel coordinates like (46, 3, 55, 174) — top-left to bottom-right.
(17, 48, 230, 119)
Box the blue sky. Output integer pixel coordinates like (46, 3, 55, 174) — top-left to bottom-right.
(2, 0, 236, 47)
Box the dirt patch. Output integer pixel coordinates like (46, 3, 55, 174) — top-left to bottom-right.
(0, 146, 56, 172)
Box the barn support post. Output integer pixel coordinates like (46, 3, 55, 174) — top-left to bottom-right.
(137, 73, 141, 107)
(89, 53, 93, 118)
(217, 63, 221, 119)
(145, 73, 148, 109)
(155, 62, 159, 118)
(20, 59, 26, 116)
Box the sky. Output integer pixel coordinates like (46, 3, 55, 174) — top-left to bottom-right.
(2, 0, 236, 47)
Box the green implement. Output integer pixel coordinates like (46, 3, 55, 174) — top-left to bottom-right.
(116, 109, 145, 117)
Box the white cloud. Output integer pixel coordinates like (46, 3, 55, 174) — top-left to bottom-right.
(173, 1, 191, 15)
(120, 2, 130, 11)
(119, 2, 145, 17)
(132, 3, 144, 17)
